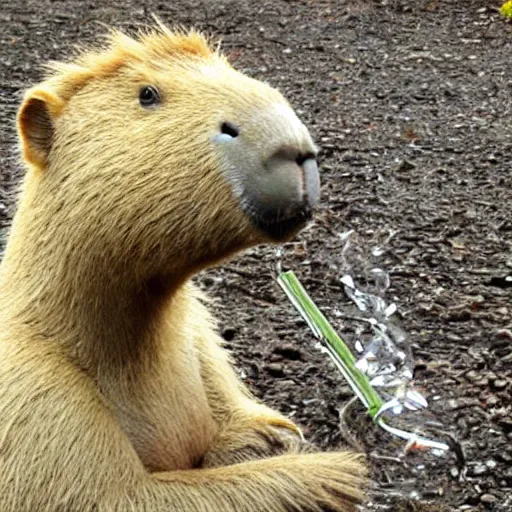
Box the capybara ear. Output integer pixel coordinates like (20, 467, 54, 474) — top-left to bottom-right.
(17, 87, 64, 171)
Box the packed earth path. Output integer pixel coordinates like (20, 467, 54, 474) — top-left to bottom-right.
(1, 1, 511, 510)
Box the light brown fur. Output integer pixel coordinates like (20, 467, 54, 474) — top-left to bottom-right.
(0, 22, 367, 512)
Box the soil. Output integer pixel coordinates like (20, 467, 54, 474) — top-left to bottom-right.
(1, 0, 511, 510)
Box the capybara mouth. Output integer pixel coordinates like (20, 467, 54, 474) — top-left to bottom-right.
(251, 206, 313, 241)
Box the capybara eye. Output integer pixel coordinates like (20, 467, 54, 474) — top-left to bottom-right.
(220, 122, 239, 138)
(139, 86, 160, 107)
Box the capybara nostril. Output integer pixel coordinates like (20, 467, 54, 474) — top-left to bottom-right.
(295, 152, 316, 167)
(220, 121, 240, 138)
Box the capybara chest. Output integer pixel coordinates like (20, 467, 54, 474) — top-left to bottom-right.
(105, 345, 216, 472)
(130, 387, 215, 472)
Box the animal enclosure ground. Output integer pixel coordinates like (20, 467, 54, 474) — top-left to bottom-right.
(0, 0, 511, 510)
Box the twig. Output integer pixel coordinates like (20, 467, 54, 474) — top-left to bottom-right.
(337, 396, 365, 451)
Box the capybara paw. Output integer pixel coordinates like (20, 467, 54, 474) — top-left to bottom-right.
(200, 421, 313, 468)
(289, 452, 368, 512)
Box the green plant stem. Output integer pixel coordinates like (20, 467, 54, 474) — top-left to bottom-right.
(278, 270, 383, 418)
(277, 269, 451, 453)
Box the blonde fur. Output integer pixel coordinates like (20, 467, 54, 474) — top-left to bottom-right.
(0, 23, 367, 512)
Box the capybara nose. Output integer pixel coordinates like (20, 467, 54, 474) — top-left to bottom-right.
(263, 148, 320, 211)
(296, 154, 320, 209)
(239, 147, 320, 240)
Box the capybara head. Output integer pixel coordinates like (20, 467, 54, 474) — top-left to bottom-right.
(16, 22, 319, 282)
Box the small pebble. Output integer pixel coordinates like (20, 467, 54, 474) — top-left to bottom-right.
(496, 328, 512, 339)
(493, 379, 508, 390)
(408, 490, 421, 500)
(486, 395, 499, 406)
(465, 370, 479, 382)
(480, 493, 497, 505)
(448, 397, 480, 410)
(485, 460, 497, 470)
(265, 363, 285, 378)
(471, 464, 488, 476)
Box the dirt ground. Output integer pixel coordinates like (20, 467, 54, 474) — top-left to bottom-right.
(1, 0, 511, 510)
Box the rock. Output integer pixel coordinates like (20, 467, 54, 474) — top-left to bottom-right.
(477, 377, 490, 388)
(480, 493, 497, 505)
(447, 397, 481, 410)
(496, 328, 512, 339)
(492, 379, 508, 390)
(485, 459, 497, 470)
(465, 370, 479, 382)
(265, 363, 285, 378)
(449, 467, 459, 478)
(486, 395, 499, 406)
(470, 464, 488, 476)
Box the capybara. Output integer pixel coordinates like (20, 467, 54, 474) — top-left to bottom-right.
(0, 22, 366, 512)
